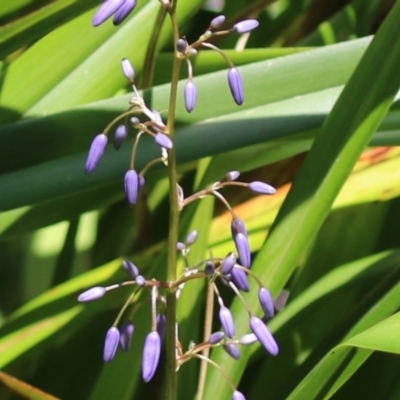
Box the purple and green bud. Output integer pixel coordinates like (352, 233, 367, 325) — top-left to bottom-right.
(135, 275, 146, 286)
(120, 322, 134, 351)
(223, 343, 240, 359)
(231, 266, 250, 292)
(259, 287, 275, 319)
(239, 333, 258, 345)
(185, 230, 198, 245)
(154, 133, 173, 149)
(114, 124, 128, 150)
(113, 0, 137, 25)
(232, 390, 246, 400)
(208, 331, 225, 344)
(219, 306, 235, 338)
(249, 316, 278, 356)
(248, 181, 276, 195)
(184, 79, 197, 113)
(142, 331, 161, 382)
(233, 232, 251, 268)
(103, 326, 120, 362)
(124, 169, 139, 205)
(122, 260, 139, 278)
(221, 253, 236, 275)
(78, 286, 106, 302)
(233, 19, 259, 34)
(156, 314, 167, 342)
(92, 0, 125, 27)
(227, 68, 244, 105)
(121, 58, 135, 81)
(210, 15, 225, 29)
(85, 133, 108, 173)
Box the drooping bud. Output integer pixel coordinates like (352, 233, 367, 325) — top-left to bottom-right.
(177, 38, 188, 53)
(227, 68, 244, 105)
(239, 333, 258, 345)
(219, 306, 235, 338)
(185, 230, 198, 245)
(208, 331, 225, 344)
(248, 181, 276, 195)
(210, 15, 226, 29)
(258, 287, 275, 319)
(223, 343, 240, 359)
(232, 390, 246, 400)
(85, 133, 108, 173)
(231, 266, 250, 292)
(176, 242, 186, 251)
(114, 124, 128, 150)
(103, 327, 120, 362)
(122, 260, 139, 278)
(231, 218, 248, 238)
(233, 232, 251, 268)
(225, 171, 240, 181)
(184, 79, 197, 113)
(249, 317, 278, 356)
(154, 133, 173, 149)
(113, 0, 137, 25)
(78, 286, 107, 302)
(142, 331, 161, 382)
(156, 314, 167, 342)
(233, 19, 259, 34)
(135, 275, 146, 286)
(124, 169, 139, 205)
(92, 0, 125, 27)
(121, 58, 135, 82)
(221, 253, 236, 275)
(120, 322, 134, 351)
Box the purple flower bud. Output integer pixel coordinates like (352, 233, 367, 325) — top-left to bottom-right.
(259, 287, 275, 319)
(248, 181, 276, 195)
(219, 306, 235, 338)
(176, 242, 186, 251)
(114, 124, 128, 150)
(156, 314, 167, 342)
(204, 261, 215, 276)
(239, 333, 258, 345)
(184, 80, 197, 113)
(122, 260, 139, 278)
(231, 266, 250, 292)
(274, 289, 290, 311)
(177, 38, 188, 53)
(210, 15, 225, 29)
(130, 116, 140, 126)
(154, 133, 173, 149)
(185, 230, 198, 245)
(142, 331, 161, 382)
(208, 331, 225, 344)
(221, 253, 236, 275)
(135, 275, 146, 286)
(124, 169, 139, 205)
(223, 343, 240, 359)
(93, 0, 125, 27)
(232, 390, 246, 400)
(233, 232, 251, 268)
(103, 327, 120, 362)
(78, 286, 106, 302)
(231, 218, 248, 238)
(225, 171, 240, 181)
(249, 316, 278, 356)
(233, 19, 259, 34)
(113, 0, 137, 25)
(228, 68, 244, 105)
(85, 133, 108, 173)
(121, 58, 135, 81)
(120, 322, 134, 351)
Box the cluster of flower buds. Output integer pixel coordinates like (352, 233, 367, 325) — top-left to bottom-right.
(92, 0, 137, 26)
(177, 15, 259, 111)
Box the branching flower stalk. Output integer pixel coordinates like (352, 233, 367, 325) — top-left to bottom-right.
(80, 2, 281, 400)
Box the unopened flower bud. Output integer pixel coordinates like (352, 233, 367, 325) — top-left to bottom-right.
(103, 327, 120, 362)
(259, 287, 275, 319)
(228, 68, 244, 105)
(221, 253, 236, 274)
(184, 79, 197, 113)
(114, 124, 128, 150)
(239, 333, 258, 345)
(219, 306, 235, 338)
(231, 218, 248, 238)
(78, 286, 107, 302)
(223, 343, 240, 359)
(248, 181, 276, 195)
(113, 0, 137, 25)
(208, 331, 225, 344)
(225, 171, 240, 181)
(210, 15, 225, 29)
(120, 322, 134, 351)
(124, 169, 139, 205)
(232, 390, 246, 400)
(154, 133, 173, 149)
(92, 0, 125, 27)
(231, 265, 250, 292)
(121, 58, 135, 82)
(142, 331, 161, 382)
(122, 260, 139, 278)
(204, 261, 215, 276)
(176, 242, 186, 251)
(233, 232, 251, 268)
(130, 116, 140, 126)
(249, 317, 278, 356)
(185, 230, 198, 245)
(233, 19, 259, 34)
(85, 133, 108, 173)
(135, 275, 146, 286)
(177, 38, 188, 53)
